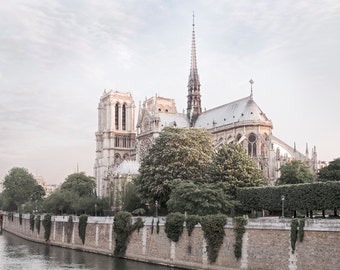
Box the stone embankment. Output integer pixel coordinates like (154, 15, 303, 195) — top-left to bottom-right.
(3, 214, 340, 270)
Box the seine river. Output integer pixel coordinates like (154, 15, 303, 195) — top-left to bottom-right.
(0, 231, 178, 270)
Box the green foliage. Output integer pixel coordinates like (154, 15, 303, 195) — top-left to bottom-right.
(237, 181, 340, 212)
(61, 173, 96, 197)
(136, 127, 214, 205)
(298, 218, 305, 242)
(19, 213, 22, 225)
(66, 215, 73, 243)
(156, 219, 160, 234)
(42, 214, 52, 241)
(43, 188, 109, 216)
(234, 216, 248, 259)
(185, 215, 201, 236)
(164, 212, 185, 242)
(113, 211, 143, 256)
(122, 182, 144, 212)
(78, 214, 88, 245)
(167, 181, 234, 216)
(209, 143, 266, 197)
(201, 214, 227, 263)
(30, 214, 35, 231)
(2, 167, 44, 211)
(151, 218, 154, 234)
(132, 217, 144, 233)
(36, 215, 41, 234)
(132, 208, 146, 216)
(291, 218, 299, 253)
(318, 158, 340, 181)
(277, 160, 315, 185)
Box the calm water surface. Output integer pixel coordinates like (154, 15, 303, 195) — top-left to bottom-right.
(0, 231, 179, 270)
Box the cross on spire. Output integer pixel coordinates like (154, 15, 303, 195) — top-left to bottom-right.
(249, 79, 254, 98)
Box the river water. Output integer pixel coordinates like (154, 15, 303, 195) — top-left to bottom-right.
(0, 231, 178, 270)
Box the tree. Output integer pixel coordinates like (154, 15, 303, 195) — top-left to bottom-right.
(209, 143, 266, 197)
(2, 167, 43, 211)
(276, 160, 315, 185)
(167, 181, 234, 215)
(318, 158, 340, 182)
(60, 172, 96, 197)
(135, 127, 214, 205)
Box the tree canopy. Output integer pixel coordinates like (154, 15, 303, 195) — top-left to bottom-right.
(209, 143, 266, 197)
(276, 160, 315, 185)
(167, 181, 234, 215)
(1, 167, 45, 211)
(318, 158, 340, 182)
(135, 127, 214, 205)
(60, 172, 96, 197)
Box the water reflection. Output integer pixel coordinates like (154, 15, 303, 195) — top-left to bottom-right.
(0, 231, 178, 270)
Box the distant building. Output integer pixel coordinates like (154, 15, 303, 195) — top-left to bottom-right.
(94, 17, 318, 198)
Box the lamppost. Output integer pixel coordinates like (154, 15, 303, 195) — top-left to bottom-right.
(155, 200, 158, 217)
(281, 195, 285, 218)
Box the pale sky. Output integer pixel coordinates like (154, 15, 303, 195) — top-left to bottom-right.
(1, 0, 339, 185)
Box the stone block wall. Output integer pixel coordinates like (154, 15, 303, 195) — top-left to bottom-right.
(3, 214, 340, 270)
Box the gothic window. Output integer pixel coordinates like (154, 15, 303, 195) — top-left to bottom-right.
(248, 133, 257, 157)
(115, 103, 119, 130)
(115, 136, 120, 147)
(139, 138, 152, 160)
(122, 104, 126, 131)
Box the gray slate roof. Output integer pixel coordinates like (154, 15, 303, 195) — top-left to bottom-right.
(113, 160, 140, 175)
(194, 96, 272, 129)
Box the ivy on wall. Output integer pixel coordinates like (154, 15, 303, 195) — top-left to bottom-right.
(233, 216, 248, 259)
(66, 215, 73, 243)
(156, 219, 160, 234)
(36, 215, 41, 234)
(291, 218, 306, 254)
(201, 214, 227, 263)
(151, 218, 154, 234)
(185, 215, 201, 236)
(30, 214, 35, 231)
(78, 214, 88, 245)
(298, 218, 305, 242)
(113, 211, 144, 256)
(42, 214, 52, 241)
(164, 212, 185, 242)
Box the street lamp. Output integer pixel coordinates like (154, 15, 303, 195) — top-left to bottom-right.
(281, 195, 285, 218)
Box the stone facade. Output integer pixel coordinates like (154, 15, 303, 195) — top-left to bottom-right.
(4, 214, 340, 270)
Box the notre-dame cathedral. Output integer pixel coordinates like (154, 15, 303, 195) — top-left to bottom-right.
(94, 18, 318, 199)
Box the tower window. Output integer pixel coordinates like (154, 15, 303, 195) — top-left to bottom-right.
(115, 103, 119, 130)
(122, 104, 126, 131)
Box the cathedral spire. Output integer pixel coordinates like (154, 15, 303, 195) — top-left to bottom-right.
(187, 11, 202, 126)
(249, 79, 254, 99)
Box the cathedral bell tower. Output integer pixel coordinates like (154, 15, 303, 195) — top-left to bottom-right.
(187, 13, 202, 126)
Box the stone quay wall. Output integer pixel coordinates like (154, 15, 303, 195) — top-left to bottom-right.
(3, 214, 340, 270)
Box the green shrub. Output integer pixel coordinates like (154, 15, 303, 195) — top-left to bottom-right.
(132, 217, 144, 233)
(66, 215, 73, 243)
(291, 218, 299, 253)
(234, 216, 247, 259)
(165, 212, 185, 242)
(78, 214, 88, 245)
(30, 214, 35, 231)
(298, 218, 305, 242)
(42, 214, 52, 241)
(113, 211, 134, 256)
(36, 215, 41, 234)
(201, 214, 227, 263)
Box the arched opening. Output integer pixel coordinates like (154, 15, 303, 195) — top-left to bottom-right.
(115, 103, 119, 130)
(122, 104, 126, 131)
(248, 133, 257, 157)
